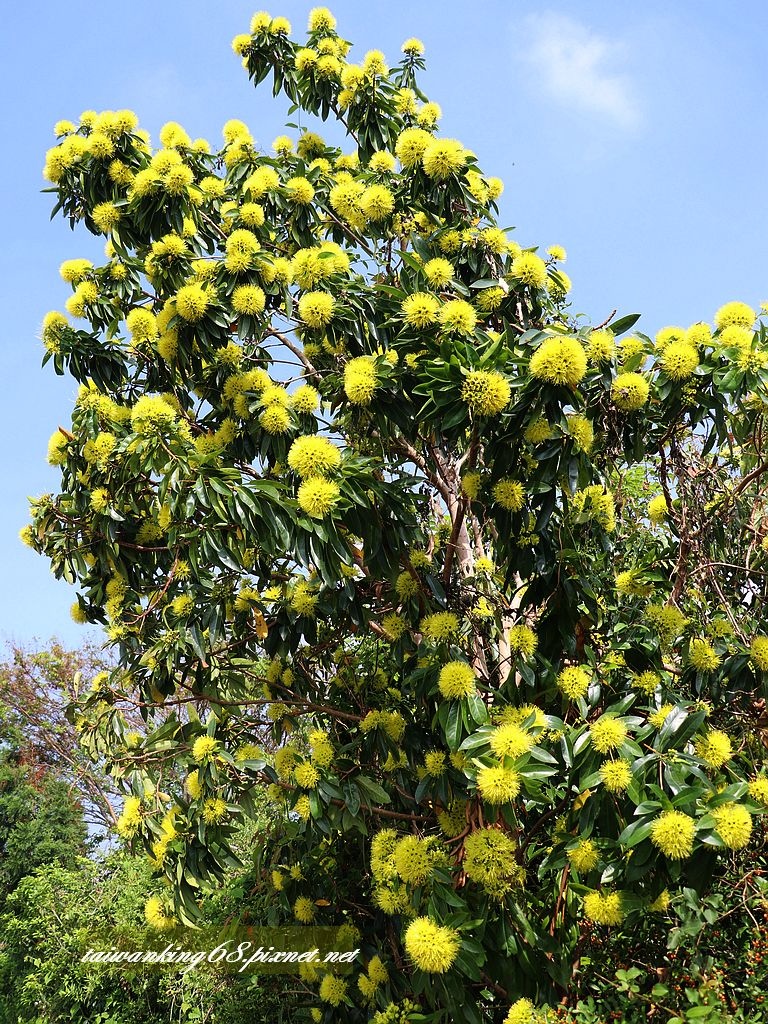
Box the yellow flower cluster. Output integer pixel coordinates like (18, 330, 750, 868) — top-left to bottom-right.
(589, 716, 627, 753)
(557, 665, 591, 700)
(461, 370, 511, 416)
(530, 337, 588, 388)
(568, 838, 599, 873)
(343, 355, 378, 405)
(403, 917, 460, 973)
(437, 661, 476, 699)
(650, 810, 696, 859)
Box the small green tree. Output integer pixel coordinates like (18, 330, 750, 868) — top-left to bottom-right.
(0, 850, 299, 1024)
(27, 6, 768, 1021)
(0, 642, 121, 829)
(0, 742, 87, 901)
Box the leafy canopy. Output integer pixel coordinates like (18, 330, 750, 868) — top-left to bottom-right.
(28, 6, 768, 1022)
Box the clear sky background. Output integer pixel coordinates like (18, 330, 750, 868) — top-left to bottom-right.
(2, 0, 767, 651)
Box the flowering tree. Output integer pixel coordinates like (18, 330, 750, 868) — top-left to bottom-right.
(27, 6, 768, 1022)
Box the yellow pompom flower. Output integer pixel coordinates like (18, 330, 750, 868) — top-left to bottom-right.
(508, 625, 538, 658)
(192, 736, 219, 762)
(175, 284, 210, 322)
(59, 258, 93, 284)
(460, 471, 481, 500)
(402, 292, 440, 329)
(65, 280, 98, 318)
(266, 132, 292, 156)
(659, 341, 699, 380)
(475, 286, 506, 313)
(319, 974, 347, 1006)
(232, 284, 266, 316)
(259, 404, 292, 434)
(308, 6, 336, 32)
(600, 759, 633, 792)
(395, 570, 419, 600)
(171, 594, 194, 617)
(368, 150, 397, 173)
(492, 479, 525, 512)
(569, 839, 599, 873)
(403, 918, 460, 973)
(293, 896, 315, 924)
(130, 395, 177, 434)
(41, 311, 69, 353)
(292, 385, 320, 414)
(360, 184, 395, 222)
(295, 795, 312, 820)
(125, 308, 158, 343)
(297, 478, 340, 518)
(394, 835, 434, 883)
(420, 611, 460, 642)
(655, 326, 686, 350)
(711, 803, 752, 849)
(612, 371, 650, 411)
(477, 764, 521, 803)
(714, 301, 755, 331)
(650, 810, 696, 859)
(47, 430, 70, 466)
(686, 322, 712, 348)
(490, 723, 534, 759)
(244, 166, 280, 198)
(504, 999, 539, 1024)
(648, 494, 668, 523)
(202, 797, 228, 823)
(687, 638, 720, 672)
(648, 704, 675, 729)
(362, 49, 388, 76)
(749, 636, 768, 671)
(589, 717, 627, 753)
(583, 890, 624, 926)
(510, 252, 548, 289)
(91, 202, 121, 233)
(557, 666, 591, 701)
(461, 370, 511, 416)
(524, 417, 552, 444)
(395, 127, 433, 168)
(185, 771, 203, 799)
(402, 37, 425, 55)
(417, 102, 442, 129)
(284, 176, 314, 205)
(238, 202, 265, 228)
(586, 328, 615, 363)
(382, 613, 408, 641)
(288, 436, 341, 478)
(295, 761, 320, 789)
(116, 795, 143, 837)
(144, 896, 176, 931)
(438, 661, 476, 699)
(343, 355, 378, 405)
(649, 890, 671, 912)
(694, 729, 732, 768)
(748, 777, 768, 805)
(567, 414, 594, 453)
(439, 299, 477, 335)
(530, 337, 588, 388)
(424, 750, 447, 777)
(423, 258, 454, 288)
(269, 15, 291, 35)
(422, 139, 466, 179)
(298, 291, 335, 329)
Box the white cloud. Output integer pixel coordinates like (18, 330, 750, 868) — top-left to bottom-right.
(520, 13, 641, 129)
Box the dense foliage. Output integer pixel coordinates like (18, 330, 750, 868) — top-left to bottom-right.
(25, 7, 768, 1022)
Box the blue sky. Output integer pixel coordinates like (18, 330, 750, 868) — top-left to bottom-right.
(2, 0, 768, 650)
